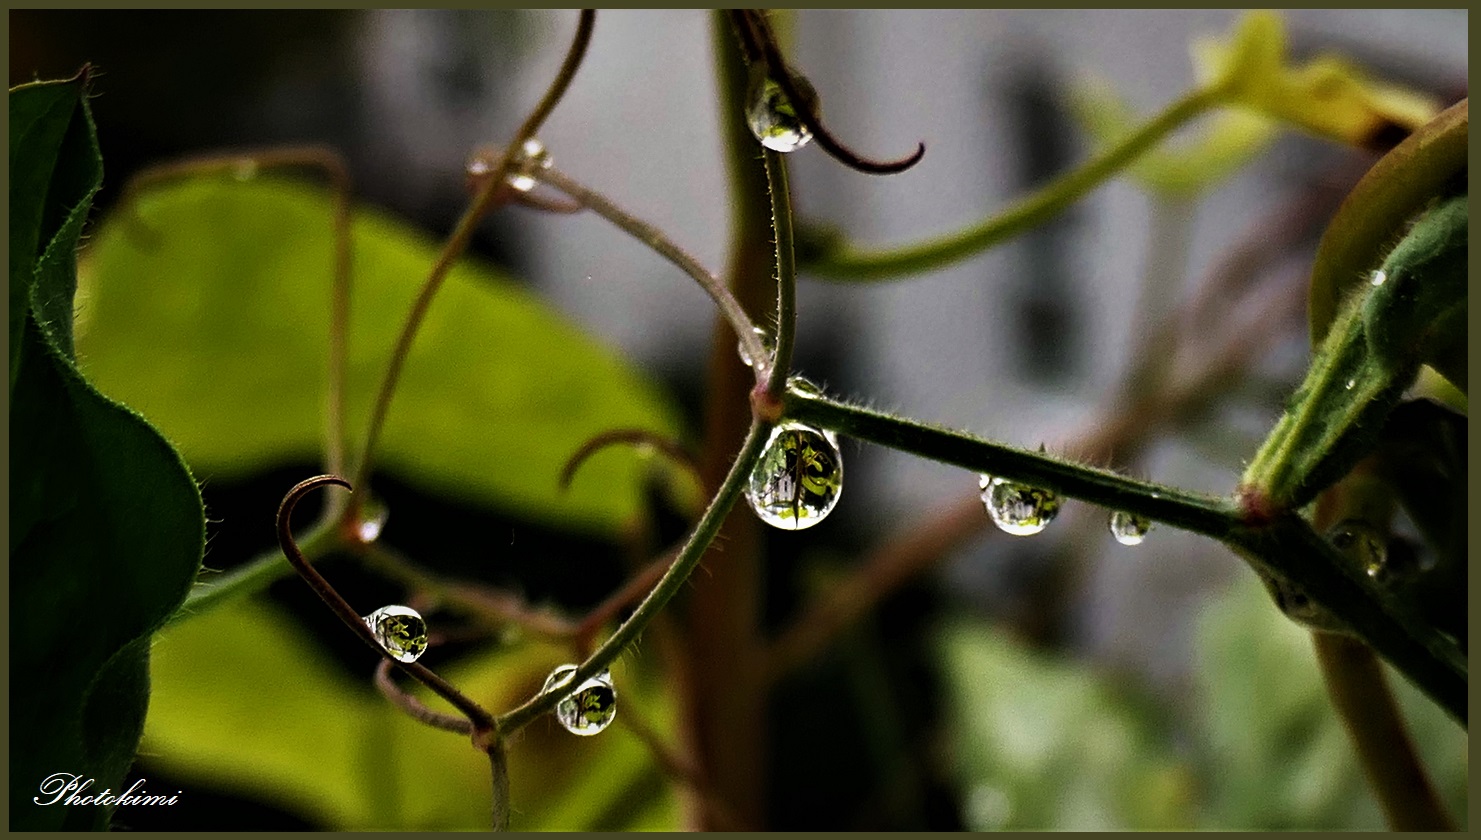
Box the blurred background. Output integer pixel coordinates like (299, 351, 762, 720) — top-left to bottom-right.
(11, 9, 1467, 830)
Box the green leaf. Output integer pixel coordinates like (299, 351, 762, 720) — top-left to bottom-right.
(1362, 194, 1467, 393)
(1243, 192, 1467, 510)
(77, 176, 682, 537)
(9, 74, 205, 830)
(1194, 574, 1468, 829)
(936, 619, 1196, 830)
(1308, 100, 1467, 344)
(142, 597, 679, 830)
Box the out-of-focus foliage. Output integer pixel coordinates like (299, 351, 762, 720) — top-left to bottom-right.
(77, 177, 683, 537)
(1192, 10, 1440, 146)
(143, 597, 680, 830)
(938, 572, 1467, 830)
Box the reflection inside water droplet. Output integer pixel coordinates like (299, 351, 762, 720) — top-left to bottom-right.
(1108, 510, 1151, 546)
(363, 605, 428, 663)
(745, 422, 843, 530)
(1327, 519, 1410, 587)
(542, 664, 617, 736)
(979, 475, 1060, 536)
(746, 75, 814, 153)
(737, 326, 774, 369)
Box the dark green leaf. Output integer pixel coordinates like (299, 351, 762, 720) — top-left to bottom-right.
(9, 75, 205, 830)
(78, 176, 682, 537)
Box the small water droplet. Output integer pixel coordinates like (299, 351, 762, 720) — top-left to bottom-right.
(541, 664, 617, 736)
(787, 375, 825, 397)
(1327, 519, 1411, 587)
(363, 605, 428, 663)
(737, 326, 774, 369)
(1108, 510, 1151, 546)
(1369, 269, 1388, 287)
(979, 475, 1060, 536)
(746, 422, 843, 530)
(354, 502, 389, 544)
(1344, 378, 1356, 390)
(746, 74, 814, 153)
(507, 138, 552, 192)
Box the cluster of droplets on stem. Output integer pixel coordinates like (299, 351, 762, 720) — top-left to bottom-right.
(978, 475, 1061, 536)
(466, 138, 552, 193)
(541, 665, 617, 736)
(363, 605, 429, 663)
(745, 421, 844, 530)
(746, 72, 815, 153)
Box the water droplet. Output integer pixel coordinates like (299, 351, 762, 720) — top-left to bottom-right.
(1108, 510, 1151, 546)
(353, 501, 389, 544)
(507, 138, 552, 192)
(541, 664, 617, 736)
(1369, 269, 1388, 287)
(979, 475, 1060, 536)
(746, 73, 814, 153)
(787, 375, 825, 398)
(746, 422, 843, 530)
(1344, 378, 1356, 390)
(1262, 574, 1344, 631)
(1327, 519, 1410, 587)
(363, 605, 428, 663)
(737, 326, 774, 369)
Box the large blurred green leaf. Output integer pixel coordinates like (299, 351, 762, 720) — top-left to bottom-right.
(10, 73, 205, 830)
(936, 620, 1196, 830)
(1194, 574, 1467, 829)
(77, 176, 682, 536)
(142, 597, 679, 830)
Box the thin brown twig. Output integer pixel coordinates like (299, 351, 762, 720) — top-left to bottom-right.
(350, 9, 596, 506)
(559, 429, 702, 493)
(374, 657, 473, 735)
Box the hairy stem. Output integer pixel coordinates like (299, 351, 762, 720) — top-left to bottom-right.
(494, 420, 769, 734)
(803, 85, 1223, 280)
(761, 149, 797, 399)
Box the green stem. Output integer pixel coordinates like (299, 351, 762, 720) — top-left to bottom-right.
(495, 418, 769, 734)
(785, 388, 1466, 723)
(762, 149, 797, 397)
(784, 389, 1235, 536)
(165, 519, 343, 625)
(803, 85, 1223, 280)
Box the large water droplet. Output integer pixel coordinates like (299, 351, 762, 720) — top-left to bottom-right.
(507, 138, 553, 192)
(746, 75, 814, 153)
(737, 326, 774, 369)
(979, 475, 1060, 536)
(363, 605, 428, 663)
(1108, 510, 1151, 546)
(746, 422, 843, 530)
(542, 665, 617, 736)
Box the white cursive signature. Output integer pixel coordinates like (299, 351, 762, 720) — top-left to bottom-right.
(34, 773, 180, 807)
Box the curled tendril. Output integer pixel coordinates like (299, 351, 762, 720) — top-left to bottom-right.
(375, 658, 473, 735)
(558, 429, 702, 494)
(277, 475, 498, 740)
(733, 9, 926, 175)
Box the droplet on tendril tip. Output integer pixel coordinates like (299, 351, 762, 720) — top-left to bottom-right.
(979, 475, 1060, 536)
(745, 422, 843, 530)
(1108, 510, 1151, 546)
(746, 75, 814, 153)
(355, 505, 389, 544)
(363, 605, 428, 663)
(542, 664, 617, 736)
